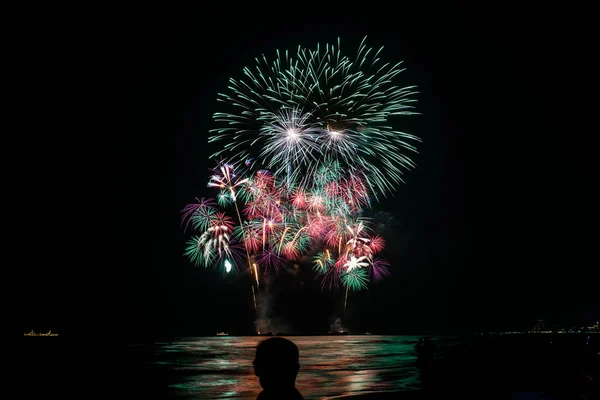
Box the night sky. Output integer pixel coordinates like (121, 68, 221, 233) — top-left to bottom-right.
(23, 4, 597, 340)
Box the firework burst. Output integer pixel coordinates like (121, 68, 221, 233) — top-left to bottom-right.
(209, 36, 420, 197)
(181, 197, 217, 232)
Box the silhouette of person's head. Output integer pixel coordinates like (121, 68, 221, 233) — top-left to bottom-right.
(253, 337, 302, 398)
(328, 316, 342, 333)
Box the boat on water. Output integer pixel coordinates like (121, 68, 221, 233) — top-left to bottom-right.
(216, 332, 228, 336)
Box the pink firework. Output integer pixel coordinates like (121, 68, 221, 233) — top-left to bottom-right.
(335, 254, 349, 271)
(342, 174, 370, 209)
(305, 214, 327, 239)
(282, 241, 301, 260)
(368, 236, 385, 254)
(253, 170, 275, 191)
(324, 181, 342, 198)
(291, 189, 308, 209)
(210, 211, 235, 233)
(324, 218, 346, 251)
(241, 224, 262, 254)
(245, 171, 285, 221)
(243, 200, 262, 219)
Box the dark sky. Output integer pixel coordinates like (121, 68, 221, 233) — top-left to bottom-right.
(23, 4, 597, 340)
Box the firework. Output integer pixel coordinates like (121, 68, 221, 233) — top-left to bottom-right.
(341, 267, 370, 291)
(209, 36, 420, 198)
(182, 36, 420, 321)
(181, 197, 217, 232)
(208, 163, 249, 203)
(181, 199, 244, 274)
(187, 162, 390, 291)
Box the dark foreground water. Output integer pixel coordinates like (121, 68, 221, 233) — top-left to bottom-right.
(25, 333, 598, 399)
(144, 335, 426, 399)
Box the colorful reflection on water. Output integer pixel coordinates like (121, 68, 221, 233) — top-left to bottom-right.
(147, 335, 426, 399)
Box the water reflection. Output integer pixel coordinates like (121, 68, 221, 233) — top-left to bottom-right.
(147, 335, 424, 399)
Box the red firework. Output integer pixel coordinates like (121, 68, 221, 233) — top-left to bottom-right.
(210, 211, 235, 233)
(368, 236, 385, 254)
(291, 189, 307, 209)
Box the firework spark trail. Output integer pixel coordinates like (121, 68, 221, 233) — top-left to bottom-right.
(253, 263, 259, 287)
(344, 284, 349, 314)
(278, 226, 290, 253)
(251, 284, 259, 334)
